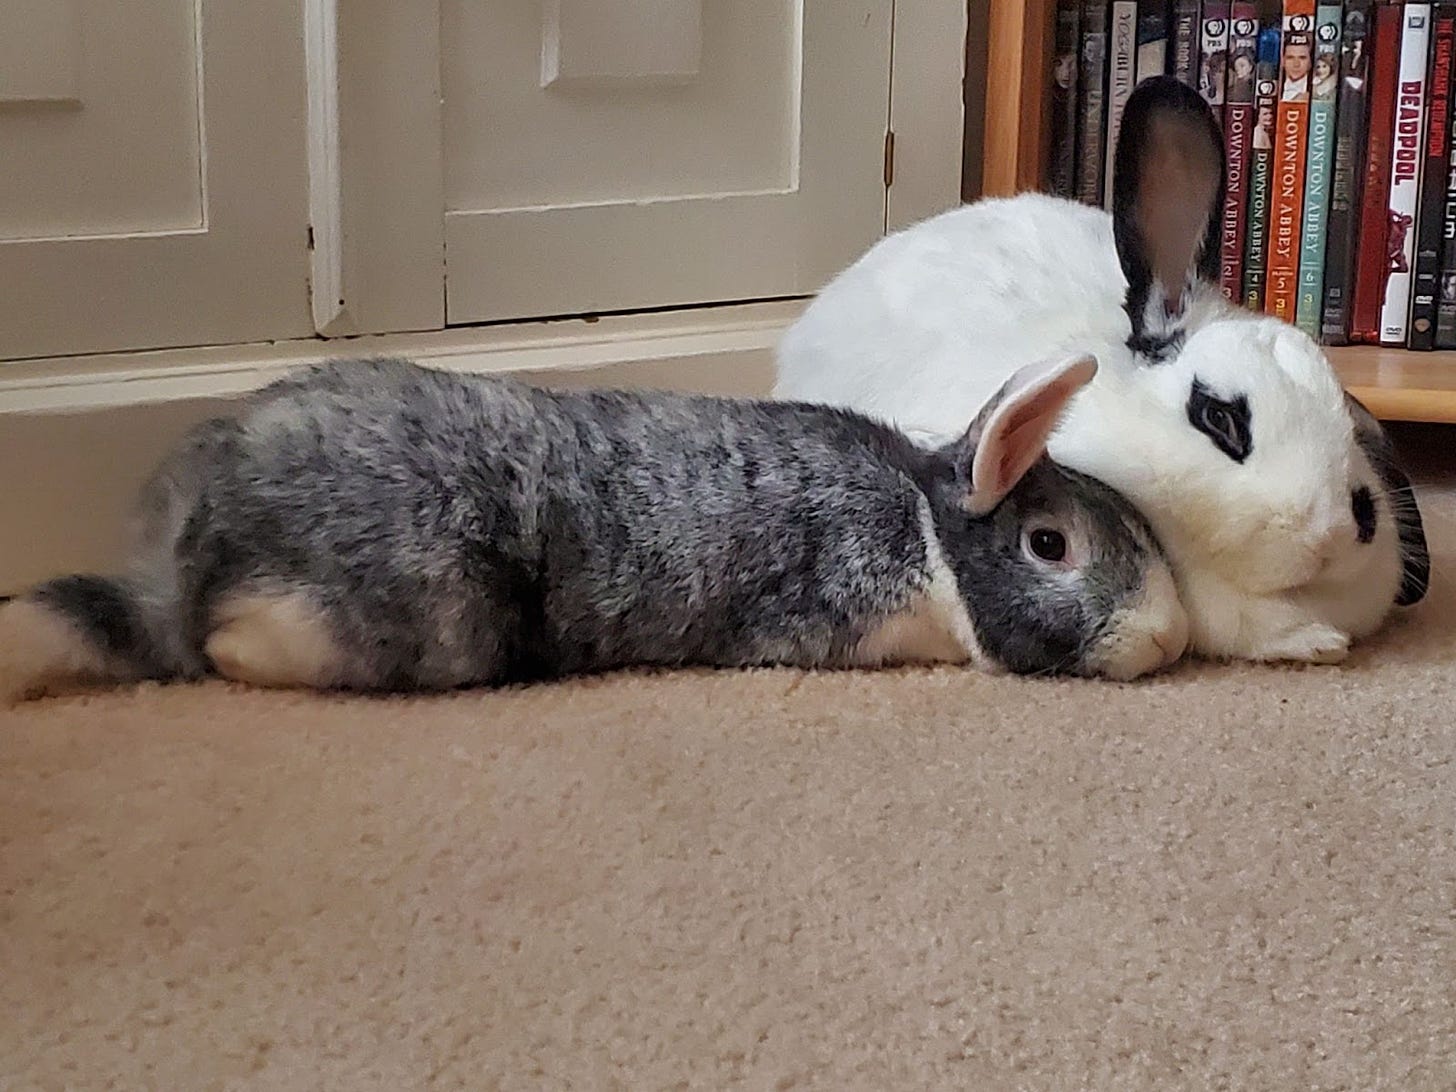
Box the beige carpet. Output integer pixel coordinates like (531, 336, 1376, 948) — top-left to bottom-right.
(4, 446, 1456, 1089)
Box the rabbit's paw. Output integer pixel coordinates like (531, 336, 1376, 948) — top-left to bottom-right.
(1254, 623, 1351, 665)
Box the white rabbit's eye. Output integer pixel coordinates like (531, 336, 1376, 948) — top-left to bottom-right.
(1187, 380, 1253, 463)
(1025, 528, 1068, 563)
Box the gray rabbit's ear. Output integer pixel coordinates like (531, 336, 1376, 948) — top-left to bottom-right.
(955, 354, 1098, 516)
(1112, 75, 1226, 358)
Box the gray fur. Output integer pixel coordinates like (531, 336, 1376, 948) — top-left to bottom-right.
(23, 358, 1166, 690)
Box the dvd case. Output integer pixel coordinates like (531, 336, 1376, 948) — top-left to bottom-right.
(1295, 3, 1344, 335)
(1379, 4, 1434, 346)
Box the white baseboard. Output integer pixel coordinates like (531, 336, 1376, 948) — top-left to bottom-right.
(0, 301, 801, 594)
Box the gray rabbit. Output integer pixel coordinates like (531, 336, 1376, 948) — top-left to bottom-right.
(0, 354, 1187, 702)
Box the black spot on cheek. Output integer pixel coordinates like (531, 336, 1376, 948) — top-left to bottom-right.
(1352, 486, 1377, 545)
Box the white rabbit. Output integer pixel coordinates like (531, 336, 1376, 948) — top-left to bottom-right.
(775, 76, 1428, 664)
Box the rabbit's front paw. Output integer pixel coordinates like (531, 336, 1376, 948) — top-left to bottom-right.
(1255, 623, 1351, 665)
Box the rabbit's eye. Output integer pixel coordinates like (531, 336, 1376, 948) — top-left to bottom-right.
(1026, 528, 1068, 563)
(1187, 381, 1253, 462)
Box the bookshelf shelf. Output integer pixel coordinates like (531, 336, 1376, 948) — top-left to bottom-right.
(982, 0, 1456, 427)
(1329, 346, 1456, 424)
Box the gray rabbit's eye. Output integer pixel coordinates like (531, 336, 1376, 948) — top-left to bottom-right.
(1187, 380, 1253, 463)
(1025, 527, 1068, 563)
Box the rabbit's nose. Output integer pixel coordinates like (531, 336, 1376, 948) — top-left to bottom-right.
(1307, 523, 1352, 578)
(1316, 522, 1350, 560)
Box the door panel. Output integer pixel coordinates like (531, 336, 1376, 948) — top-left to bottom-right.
(440, 0, 892, 323)
(0, 0, 313, 360)
(0, 0, 202, 240)
(447, 0, 798, 210)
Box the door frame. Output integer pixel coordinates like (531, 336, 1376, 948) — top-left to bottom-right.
(886, 0, 971, 231)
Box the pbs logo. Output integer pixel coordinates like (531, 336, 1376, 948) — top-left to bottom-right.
(1234, 19, 1256, 37)
(1290, 15, 1311, 32)
(1205, 19, 1226, 36)
(1317, 22, 1339, 42)
(1258, 79, 1276, 96)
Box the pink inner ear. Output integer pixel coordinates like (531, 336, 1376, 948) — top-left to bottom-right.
(1138, 114, 1221, 300)
(969, 358, 1094, 513)
(990, 406, 1049, 490)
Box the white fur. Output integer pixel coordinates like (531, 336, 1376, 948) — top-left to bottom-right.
(914, 495, 992, 670)
(843, 498, 991, 671)
(0, 599, 112, 704)
(205, 591, 347, 689)
(775, 193, 1404, 663)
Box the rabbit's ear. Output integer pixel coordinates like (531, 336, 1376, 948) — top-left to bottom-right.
(956, 354, 1098, 516)
(1112, 75, 1226, 358)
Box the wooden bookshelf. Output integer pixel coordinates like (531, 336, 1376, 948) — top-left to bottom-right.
(982, 0, 1456, 426)
(1328, 347, 1456, 424)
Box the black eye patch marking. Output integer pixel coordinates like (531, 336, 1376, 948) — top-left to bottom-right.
(1352, 486, 1377, 544)
(1186, 380, 1253, 463)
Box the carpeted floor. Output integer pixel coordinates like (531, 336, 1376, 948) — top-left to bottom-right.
(4, 442, 1456, 1089)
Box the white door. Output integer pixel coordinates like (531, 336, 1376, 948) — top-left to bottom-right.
(0, 0, 313, 360)
(439, 0, 894, 324)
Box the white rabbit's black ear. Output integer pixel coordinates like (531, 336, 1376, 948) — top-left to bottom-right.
(955, 354, 1098, 516)
(1112, 75, 1226, 359)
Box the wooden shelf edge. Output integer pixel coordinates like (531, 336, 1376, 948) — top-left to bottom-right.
(1327, 346, 1456, 425)
(1342, 386, 1456, 424)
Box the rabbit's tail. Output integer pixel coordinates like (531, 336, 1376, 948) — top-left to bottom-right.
(0, 572, 202, 705)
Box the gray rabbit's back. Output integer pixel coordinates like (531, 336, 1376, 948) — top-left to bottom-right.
(149, 358, 939, 688)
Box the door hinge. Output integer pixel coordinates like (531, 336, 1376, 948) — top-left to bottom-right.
(884, 130, 895, 188)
